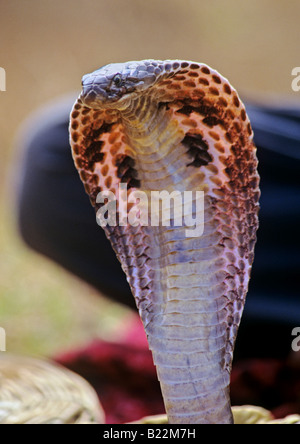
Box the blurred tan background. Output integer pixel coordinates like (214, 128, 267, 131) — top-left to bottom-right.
(0, 0, 299, 356)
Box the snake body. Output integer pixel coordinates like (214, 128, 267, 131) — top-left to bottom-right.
(69, 60, 260, 424)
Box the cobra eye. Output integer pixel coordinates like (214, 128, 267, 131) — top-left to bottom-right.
(113, 74, 122, 87)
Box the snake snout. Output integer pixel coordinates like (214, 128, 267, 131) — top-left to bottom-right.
(80, 76, 108, 108)
(80, 76, 129, 109)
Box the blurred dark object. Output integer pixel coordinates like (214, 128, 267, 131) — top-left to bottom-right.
(16, 98, 134, 308)
(236, 103, 300, 359)
(231, 355, 300, 419)
(16, 98, 300, 358)
(54, 315, 300, 423)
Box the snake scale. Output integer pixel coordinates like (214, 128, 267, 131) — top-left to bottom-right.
(69, 60, 260, 424)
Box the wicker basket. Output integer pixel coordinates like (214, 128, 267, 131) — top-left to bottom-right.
(0, 354, 104, 424)
(131, 406, 300, 424)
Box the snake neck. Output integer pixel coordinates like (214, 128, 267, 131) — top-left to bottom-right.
(110, 93, 234, 424)
(117, 93, 192, 195)
(121, 92, 162, 131)
(121, 93, 181, 150)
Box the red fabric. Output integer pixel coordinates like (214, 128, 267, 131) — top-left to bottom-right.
(230, 357, 300, 419)
(55, 317, 164, 423)
(54, 315, 300, 423)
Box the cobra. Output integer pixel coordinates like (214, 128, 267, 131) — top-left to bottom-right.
(69, 59, 260, 424)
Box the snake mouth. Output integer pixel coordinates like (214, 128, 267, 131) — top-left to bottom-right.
(80, 72, 121, 107)
(80, 84, 120, 108)
(80, 83, 138, 109)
